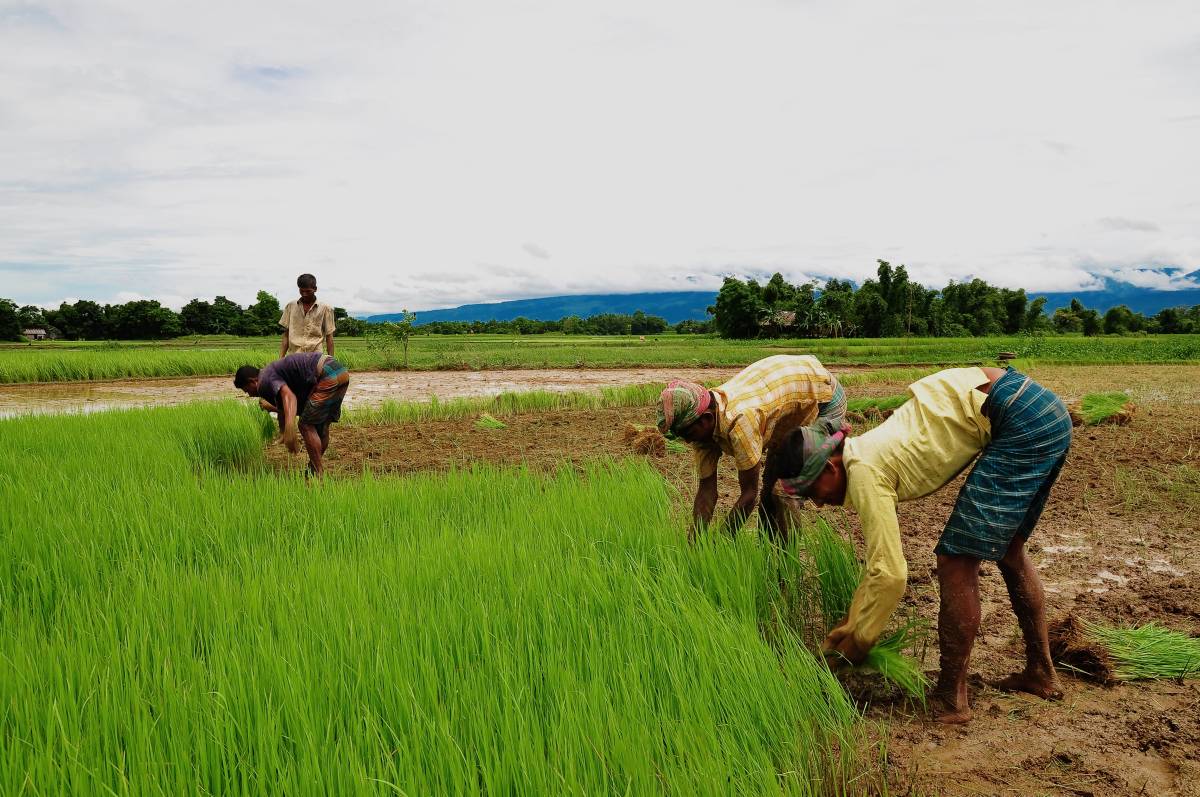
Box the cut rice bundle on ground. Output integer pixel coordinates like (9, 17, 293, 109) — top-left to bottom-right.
(1050, 615, 1199, 683)
(622, 423, 666, 457)
(1068, 391, 1136, 426)
(475, 412, 508, 430)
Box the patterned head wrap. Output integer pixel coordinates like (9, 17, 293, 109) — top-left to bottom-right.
(656, 380, 712, 436)
(776, 423, 851, 496)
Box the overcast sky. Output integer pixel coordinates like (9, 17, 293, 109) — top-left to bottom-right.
(2, 1, 1199, 314)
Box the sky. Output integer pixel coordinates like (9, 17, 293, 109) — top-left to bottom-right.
(2, 0, 1199, 314)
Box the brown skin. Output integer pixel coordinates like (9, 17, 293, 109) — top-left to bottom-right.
(280, 284, 335, 357)
(802, 367, 1061, 722)
(239, 377, 329, 478)
(677, 399, 760, 538)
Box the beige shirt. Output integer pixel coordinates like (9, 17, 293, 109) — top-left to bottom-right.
(836, 367, 993, 649)
(279, 301, 336, 354)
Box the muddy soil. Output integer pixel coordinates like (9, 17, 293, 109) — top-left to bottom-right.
(263, 364, 1200, 796)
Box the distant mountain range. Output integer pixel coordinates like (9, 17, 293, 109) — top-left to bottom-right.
(367, 269, 1200, 324)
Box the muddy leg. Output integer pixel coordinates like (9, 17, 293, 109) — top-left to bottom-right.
(995, 537, 1063, 700)
(319, 424, 330, 454)
(934, 553, 982, 724)
(300, 423, 324, 478)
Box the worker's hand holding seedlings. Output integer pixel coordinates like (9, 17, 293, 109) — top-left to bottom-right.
(822, 623, 870, 668)
(655, 355, 847, 542)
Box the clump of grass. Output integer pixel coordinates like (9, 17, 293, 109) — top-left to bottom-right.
(474, 412, 507, 430)
(845, 394, 909, 414)
(1083, 621, 1200, 681)
(1076, 391, 1135, 425)
(798, 520, 929, 703)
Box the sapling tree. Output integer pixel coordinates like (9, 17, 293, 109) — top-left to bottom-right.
(366, 310, 418, 368)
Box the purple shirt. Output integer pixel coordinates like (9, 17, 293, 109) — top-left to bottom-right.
(258, 352, 323, 408)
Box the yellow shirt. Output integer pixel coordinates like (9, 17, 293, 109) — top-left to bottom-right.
(280, 301, 336, 354)
(693, 355, 834, 478)
(837, 367, 993, 649)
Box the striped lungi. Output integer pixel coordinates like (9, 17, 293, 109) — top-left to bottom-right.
(298, 356, 350, 429)
(936, 368, 1073, 561)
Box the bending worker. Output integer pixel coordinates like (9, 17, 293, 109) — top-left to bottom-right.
(234, 352, 350, 478)
(656, 354, 847, 537)
(762, 366, 1072, 723)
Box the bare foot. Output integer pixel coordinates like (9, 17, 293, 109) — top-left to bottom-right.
(995, 670, 1063, 700)
(930, 693, 973, 725)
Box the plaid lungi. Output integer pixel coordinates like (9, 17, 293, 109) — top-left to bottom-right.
(936, 369, 1072, 561)
(299, 357, 350, 429)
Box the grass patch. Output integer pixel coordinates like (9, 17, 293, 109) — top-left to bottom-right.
(846, 394, 910, 414)
(0, 403, 878, 793)
(3, 334, 1198, 383)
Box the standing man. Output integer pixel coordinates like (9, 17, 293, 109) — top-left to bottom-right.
(234, 352, 350, 478)
(655, 354, 847, 538)
(280, 273, 336, 357)
(763, 366, 1072, 723)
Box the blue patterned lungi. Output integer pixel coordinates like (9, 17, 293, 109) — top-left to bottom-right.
(935, 369, 1073, 561)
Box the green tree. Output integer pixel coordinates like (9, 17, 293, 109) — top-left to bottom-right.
(0, 299, 21, 341)
(367, 310, 417, 367)
(709, 277, 765, 339)
(180, 299, 216, 335)
(245, 291, 282, 336)
(106, 300, 182, 340)
(210, 296, 244, 335)
(17, 305, 46, 329)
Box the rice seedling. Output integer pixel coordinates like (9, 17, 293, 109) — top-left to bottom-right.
(4, 333, 1196, 384)
(0, 402, 879, 794)
(1075, 391, 1135, 425)
(845, 394, 910, 414)
(797, 519, 930, 703)
(1082, 621, 1200, 681)
(474, 412, 507, 429)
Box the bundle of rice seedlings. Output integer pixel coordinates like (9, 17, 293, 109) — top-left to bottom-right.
(475, 412, 507, 430)
(1071, 391, 1136, 426)
(1082, 620, 1200, 681)
(621, 423, 666, 457)
(800, 521, 929, 702)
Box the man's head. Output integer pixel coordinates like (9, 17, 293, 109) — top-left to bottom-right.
(656, 380, 716, 443)
(297, 273, 317, 305)
(769, 425, 849, 507)
(234, 365, 261, 396)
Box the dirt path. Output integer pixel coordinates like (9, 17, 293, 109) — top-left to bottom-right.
(262, 364, 1200, 796)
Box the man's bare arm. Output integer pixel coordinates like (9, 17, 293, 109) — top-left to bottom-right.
(279, 331, 289, 358)
(723, 463, 761, 534)
(691, 474, 718, 538)
(325, 333, 335, 356)
(278, 385, 300, 452)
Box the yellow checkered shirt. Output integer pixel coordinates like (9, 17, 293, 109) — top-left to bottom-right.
(693, 354, 835, 477)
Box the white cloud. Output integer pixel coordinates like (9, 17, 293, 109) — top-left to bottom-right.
(2, 0, 1199, 313)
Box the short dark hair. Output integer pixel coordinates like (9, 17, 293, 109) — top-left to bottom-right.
(297, 273, 317, 289)
(768, 428, 809, 480)
(234, 365, 260, 389)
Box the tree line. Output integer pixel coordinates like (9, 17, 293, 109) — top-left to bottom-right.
(709, 260, 1200, 338)
(0, 295, 679, 342)
(0, 293, 367, 342)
